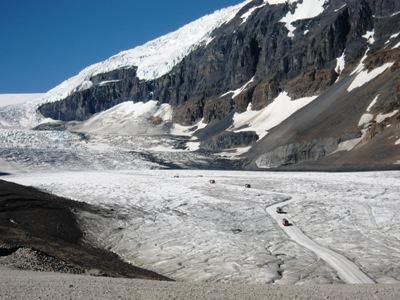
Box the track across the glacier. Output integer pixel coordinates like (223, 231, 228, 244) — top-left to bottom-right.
(265, 197, 374, 284)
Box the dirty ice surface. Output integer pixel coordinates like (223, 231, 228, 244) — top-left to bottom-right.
(6, 170, 400, 284)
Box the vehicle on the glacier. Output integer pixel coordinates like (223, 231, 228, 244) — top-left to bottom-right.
(276, 207, 284, 214)
(282, 218, 290, 227)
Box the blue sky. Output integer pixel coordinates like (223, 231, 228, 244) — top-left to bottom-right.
(0, 0, 242, 93)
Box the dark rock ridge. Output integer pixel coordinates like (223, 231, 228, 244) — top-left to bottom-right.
(37, 0, 400, 170)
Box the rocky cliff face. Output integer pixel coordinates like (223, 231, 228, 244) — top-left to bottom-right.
(37, 0, 400, 170)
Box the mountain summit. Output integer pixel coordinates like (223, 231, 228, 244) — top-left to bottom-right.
(22, 0, 400, 170)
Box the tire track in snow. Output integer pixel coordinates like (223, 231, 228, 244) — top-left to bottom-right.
(266, 198, 375, 284)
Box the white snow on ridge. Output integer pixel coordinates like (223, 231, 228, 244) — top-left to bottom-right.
(280, 0, 327, 38)
(229, 91, 317, 139)
(35, 2, 247, 106)
(240, 3, 266, 25)
(0, 94, 44, 108)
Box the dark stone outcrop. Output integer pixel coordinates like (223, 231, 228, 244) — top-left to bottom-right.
(200, 131, 259, 152)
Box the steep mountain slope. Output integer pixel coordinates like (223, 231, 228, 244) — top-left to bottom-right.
(27, 0, 400, 169)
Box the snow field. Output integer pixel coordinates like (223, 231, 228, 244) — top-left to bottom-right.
(6, 170, 347, 284)
(6, 170, 400, 284)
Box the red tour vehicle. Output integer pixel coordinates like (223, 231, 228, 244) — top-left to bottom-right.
(282, 218, 290, 227)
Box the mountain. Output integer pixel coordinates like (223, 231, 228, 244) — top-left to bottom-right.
(21, 0, 400, 170)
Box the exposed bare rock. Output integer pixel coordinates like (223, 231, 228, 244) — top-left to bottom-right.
(201, 131, 259, 152)
(285, 69, 338, 99)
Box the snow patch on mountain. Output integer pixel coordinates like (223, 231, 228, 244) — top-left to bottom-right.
(348, 62, 394, 92)
(335, 52, 346, 75)
(358, 113, 374, 127)
(221, 77, 255, 99)
(334, 4, 347, 12)
(280, 0, 327, 38)
(363, 30, 376, 45)
(392, 41, 400, 49)
(375, 110, 399, 123)
(351, 50, 369, 75)
(170, 119, 207, 137)
(229, 92, 317, 139)
(35, 2, 247, 106)
(385, 32, 400, 46)
(367, 95, 379, 112)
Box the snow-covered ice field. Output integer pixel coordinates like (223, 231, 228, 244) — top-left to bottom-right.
(5, 170, 400, 284)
